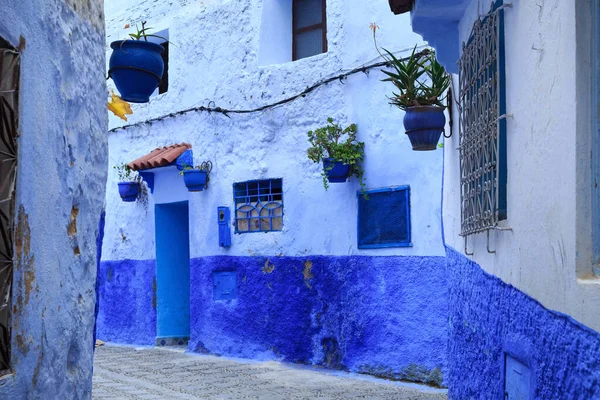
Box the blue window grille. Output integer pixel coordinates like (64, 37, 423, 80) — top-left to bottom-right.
(234, 179, 283, 233)
(357, 186, 411, 249)
(458, 0, 507, 236)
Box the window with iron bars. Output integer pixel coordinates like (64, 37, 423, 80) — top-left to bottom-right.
(458, 0, 507, 237)
(0, 38, 20, 375)
(234, 179, 283, 233)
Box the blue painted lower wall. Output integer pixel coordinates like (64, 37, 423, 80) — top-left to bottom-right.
(96, 259, 156, 345)
(97, 255, 448, 386)
(446, 247, 600, 399)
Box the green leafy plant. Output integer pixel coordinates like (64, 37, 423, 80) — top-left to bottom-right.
(126, 21, 168, 42)
(114, 163, 137, 181)
(371, 25, 450, 110)
(307, 118, 366, 193)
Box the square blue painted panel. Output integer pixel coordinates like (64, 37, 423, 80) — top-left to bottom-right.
(213, 271, 237, 300)
(505, 355, 531, 400)
(357, 186, 411, 249)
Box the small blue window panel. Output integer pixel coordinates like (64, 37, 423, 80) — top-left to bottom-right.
(504, 355, 531, 399)
(213, 271, 237, 301)
(357, 186, 411, 249)
(234, 179, 283, 233)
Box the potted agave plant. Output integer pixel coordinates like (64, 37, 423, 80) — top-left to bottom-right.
(114, 163, 141, 202)
(180, 161, 213, 192)
(372, 26, 450, 150)
(307, 118, 366, 192)
(108, 21, 167, 103)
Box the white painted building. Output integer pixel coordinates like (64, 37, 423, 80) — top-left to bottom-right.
(99, 0, 451, 387)
(394, 0, 600, 397)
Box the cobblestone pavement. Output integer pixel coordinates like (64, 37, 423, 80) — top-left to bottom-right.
(93, 345, 448, 400)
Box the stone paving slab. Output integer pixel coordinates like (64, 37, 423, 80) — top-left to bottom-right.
(93, 345, 448, 400)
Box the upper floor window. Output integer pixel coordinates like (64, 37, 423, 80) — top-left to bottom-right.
(458, 0, 507, 236)
(146, 29, 169, 96)
(234, 179, 283, 233)
(293, 0, 327, 61)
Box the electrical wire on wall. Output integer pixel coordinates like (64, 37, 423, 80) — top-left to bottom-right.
(109, 49, 431, 133)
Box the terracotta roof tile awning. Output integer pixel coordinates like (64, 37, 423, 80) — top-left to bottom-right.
(389, 0, 413, 14)
(128, 143, 192, 171)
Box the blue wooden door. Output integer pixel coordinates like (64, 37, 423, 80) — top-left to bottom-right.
(155, 201, 190, 340)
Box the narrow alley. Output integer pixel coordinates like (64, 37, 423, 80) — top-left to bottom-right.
(92, 345, 448, 400)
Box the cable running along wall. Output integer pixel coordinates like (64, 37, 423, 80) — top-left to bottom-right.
(109, 50, 430, 133)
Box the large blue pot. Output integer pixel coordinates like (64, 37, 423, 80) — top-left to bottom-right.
(109, 40, 165, 103)
(118, 182, 139, 202)
(323, 158, 350, 183)
(183, 170, 208, 192)
(403, 106, 446, 151)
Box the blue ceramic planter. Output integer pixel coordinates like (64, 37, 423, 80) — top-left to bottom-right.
(118, 182, 140, 202)
(109, 40, 165, 103)
(323, 158, 350, 183)
(403, 106, 446, 151)
(183, 170, 208, 192)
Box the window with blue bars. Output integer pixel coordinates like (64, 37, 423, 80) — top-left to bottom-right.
(234, 179, 283, 233)
(357, 186, 411, 249)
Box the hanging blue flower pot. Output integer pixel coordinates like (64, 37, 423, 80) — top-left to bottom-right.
(323, 158, 351, 183)
(183, 170, 208, 192)
(403, 106, 446, 151)
(118, 182, 140, 202)
(109, 40, 165, 103)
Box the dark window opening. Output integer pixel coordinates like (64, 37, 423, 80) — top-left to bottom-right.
(159, 41, 169, 94)
(293, 0, 327, 61)
(234, 179, 283, 233)
(0, 38, 20, 375)
(357, 186, 412, 249)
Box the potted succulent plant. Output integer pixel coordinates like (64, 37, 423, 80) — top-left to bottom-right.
(114, 163, 141, 202)
(180, 161, 213, 192)
(372, 26, 450, 150)
(307, 118, 366, 192)
(108, 22, 167, 103)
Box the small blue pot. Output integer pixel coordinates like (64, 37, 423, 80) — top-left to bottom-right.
(323, 158, 350, 183)
(118, 182, 139, 202)
(109, 40, 165, 103)
(403, 106, 446, 151)
(183, 170, 208, 192)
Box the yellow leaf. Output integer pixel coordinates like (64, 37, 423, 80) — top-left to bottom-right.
(108, 91, 133, 121)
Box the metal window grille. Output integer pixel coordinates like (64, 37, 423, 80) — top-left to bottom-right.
(357, 186, 411, 249)
(0, 40, 20, 374)
(234, 179, 283, 233)
(458, 0, 507, 237)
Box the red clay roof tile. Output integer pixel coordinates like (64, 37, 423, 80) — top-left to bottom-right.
(128, 143, 192, 171)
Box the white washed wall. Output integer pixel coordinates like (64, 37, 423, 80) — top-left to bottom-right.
(442, 0, 600, 331)
(103, 0, 445, 261)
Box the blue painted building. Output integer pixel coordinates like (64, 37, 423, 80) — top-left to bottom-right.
(391, 0, 600, 398)
(0, 0, 107, 398)
(97, 0, 450, 387)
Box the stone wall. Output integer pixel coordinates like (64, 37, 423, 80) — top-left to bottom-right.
(0, 0, 107, 398)
(98, 255, 448, 387)
(447, 247, 600, 399)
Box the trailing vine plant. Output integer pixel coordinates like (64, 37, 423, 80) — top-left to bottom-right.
(307, 118, 366, 196)
(114, 163, 149, 211)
